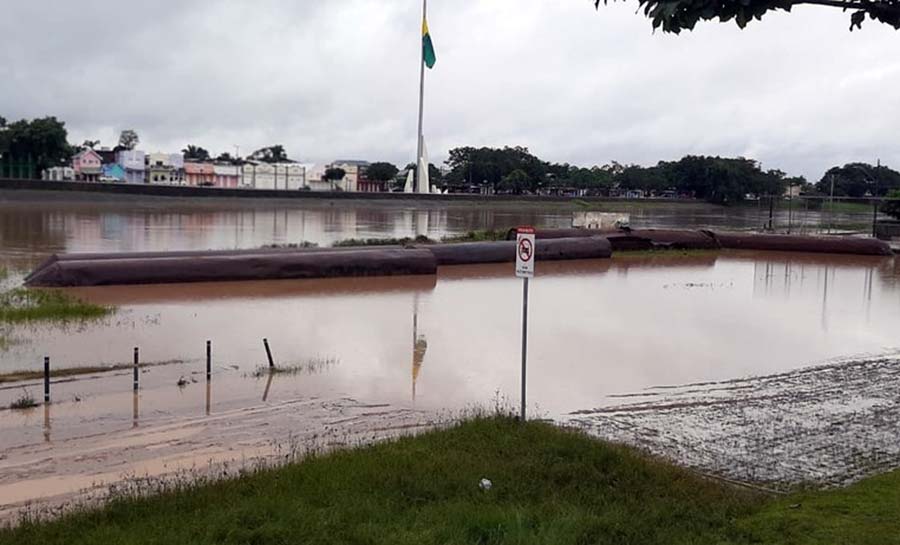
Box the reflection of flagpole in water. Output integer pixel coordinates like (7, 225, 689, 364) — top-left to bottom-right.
(865, 266, 874, 323)
(412, 293, 427, 403)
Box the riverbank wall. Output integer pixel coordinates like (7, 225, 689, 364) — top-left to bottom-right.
(0, 178, 641, 204)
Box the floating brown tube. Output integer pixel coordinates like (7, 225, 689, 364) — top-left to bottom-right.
(627, 229, 721, 250)
(710, 231, 892, 256)
(416, 237, 612, 266)
(27, 248, 437, 287)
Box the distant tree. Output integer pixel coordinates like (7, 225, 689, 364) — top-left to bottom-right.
(0, 116, 7, 128)
(251, 145, 288, 163)
(82, 139, 100, 150)
(445, 146, 545, 191)
(0, 116, 72, 172)
(816, 163, 900, 198)
(366, 162, 399, 182)
(882, 189, 900, 219)
(183, 145, 211, 161)
(324, 167, 347, 181)
(118, 130, 139, 151)
(594, 0, 900, 33)
(215, 152, 236, 163)
(497, 169, 532, 194)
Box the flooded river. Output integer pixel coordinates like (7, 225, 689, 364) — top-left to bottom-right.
(1, 193, 898, 517)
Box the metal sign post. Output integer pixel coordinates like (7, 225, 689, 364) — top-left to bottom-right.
(515, 226, 535, 421)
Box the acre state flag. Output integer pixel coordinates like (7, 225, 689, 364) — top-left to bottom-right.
(422, 18, 436, 69)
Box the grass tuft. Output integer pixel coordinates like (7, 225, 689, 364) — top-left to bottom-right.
(0, 288, 112, 324)
(9, 389, 38, 410)
(251, 357, 339, 378)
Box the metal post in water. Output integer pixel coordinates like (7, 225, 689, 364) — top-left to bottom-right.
(520, 277, 529, 422)
(206, 340, 212, 381)
(133, 347, 139, 392)
(873, 159, 881, 238)
(43, 356, 50, 404)
(263, 338, 275, 369)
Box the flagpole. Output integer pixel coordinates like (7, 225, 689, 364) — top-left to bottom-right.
(415, 0, 427, 193)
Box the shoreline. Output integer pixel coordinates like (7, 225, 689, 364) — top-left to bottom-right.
(0, 178, 698, 206)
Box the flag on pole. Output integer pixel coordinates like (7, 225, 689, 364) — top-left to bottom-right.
(422, 17, 436, 69)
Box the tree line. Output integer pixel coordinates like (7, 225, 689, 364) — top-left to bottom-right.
(3, 115, 899, 210)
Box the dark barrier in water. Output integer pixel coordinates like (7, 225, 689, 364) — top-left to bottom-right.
(26, 237, 612, 287)
(710, 232, 892, 256)
(508, 227, 892, 256)
(416, 237, 612, 266)
(27, 248, 438, 287)
(507, 228, 720, 251)
(23, 246, 395, 284)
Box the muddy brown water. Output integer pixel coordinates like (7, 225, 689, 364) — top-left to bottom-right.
(1, 195, 899, 519)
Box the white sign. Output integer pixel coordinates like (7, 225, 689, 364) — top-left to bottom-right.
(515, 227, 535, 279)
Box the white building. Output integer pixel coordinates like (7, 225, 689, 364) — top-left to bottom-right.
(116, 150, 146, 184)
(241, 161, 306, 190)
(42, 167, 75, 181)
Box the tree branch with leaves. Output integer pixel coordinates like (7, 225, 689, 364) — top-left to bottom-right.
(595, 0, 900, 32)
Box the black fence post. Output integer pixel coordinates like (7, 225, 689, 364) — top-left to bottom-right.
(133, 347, 139, 392)
(206, 340, 212, 381)
(263, 338, 275, 369)
(44, 356, 50, 404)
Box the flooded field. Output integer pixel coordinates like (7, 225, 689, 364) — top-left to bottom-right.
(1, 194, 899, 520)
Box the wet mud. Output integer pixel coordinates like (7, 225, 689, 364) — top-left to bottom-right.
(568, 354, 900, 491)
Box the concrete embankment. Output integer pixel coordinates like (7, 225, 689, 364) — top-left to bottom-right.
(507, 228, 892, 256)
(25, 237, 614, 287)
(0, 178, 610, 204)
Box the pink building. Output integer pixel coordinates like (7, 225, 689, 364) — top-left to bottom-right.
(184, 162, 215, 186)
(213, 164, 240, 188)
(72, 149, 103, 182)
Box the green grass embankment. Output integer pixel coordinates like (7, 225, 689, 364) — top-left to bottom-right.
(2, 417, 897, 544)
(0, 288, 111, 323)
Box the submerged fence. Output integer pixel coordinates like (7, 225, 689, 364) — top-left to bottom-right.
(743, 196, 900, 239)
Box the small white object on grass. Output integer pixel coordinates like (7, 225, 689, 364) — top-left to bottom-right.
(479, 478, 492, 491)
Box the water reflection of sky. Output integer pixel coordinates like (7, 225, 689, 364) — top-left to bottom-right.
(2, 253, 897, 417)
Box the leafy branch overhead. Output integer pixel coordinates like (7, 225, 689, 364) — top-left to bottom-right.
(595, 0, 900, 32)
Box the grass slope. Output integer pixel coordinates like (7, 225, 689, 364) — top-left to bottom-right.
(0, 288, 110, 323)
(1, 418, 897, 544)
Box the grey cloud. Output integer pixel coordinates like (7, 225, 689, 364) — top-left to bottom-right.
(2, 0, 899, 181)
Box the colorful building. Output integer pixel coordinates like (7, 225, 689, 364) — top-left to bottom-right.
(184, 162, 215, 186)
(146, 153, 184, 184)
(213, 164, 240, 188)
(101, 163, 127, 182)
(72, 149, 103, 182)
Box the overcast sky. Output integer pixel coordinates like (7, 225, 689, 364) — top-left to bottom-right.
(2, 1, 899, 180)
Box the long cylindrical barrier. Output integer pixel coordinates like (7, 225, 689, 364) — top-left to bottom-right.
(416, 237, 612, 266)
(710, 231, 892, 256)
(27, 248, 438, 287)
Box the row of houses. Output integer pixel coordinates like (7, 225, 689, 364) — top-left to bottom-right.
(44, 149, 384, 192)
